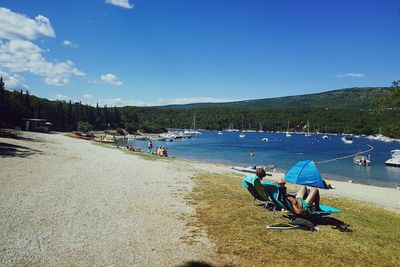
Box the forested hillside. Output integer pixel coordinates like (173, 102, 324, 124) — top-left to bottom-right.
(160, 87, 390, 110)
(0, 78, 399, 138)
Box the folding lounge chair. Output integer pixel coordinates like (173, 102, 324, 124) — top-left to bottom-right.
(242, 174, 275, 209)
(243, 176, 342, 230)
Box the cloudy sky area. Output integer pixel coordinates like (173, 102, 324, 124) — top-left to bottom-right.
(0, 0, 399, 106)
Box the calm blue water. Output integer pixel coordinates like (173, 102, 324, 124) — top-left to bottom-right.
(123, 131, 400, 188)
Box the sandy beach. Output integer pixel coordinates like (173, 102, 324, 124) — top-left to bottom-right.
(1, 131, 399, 266)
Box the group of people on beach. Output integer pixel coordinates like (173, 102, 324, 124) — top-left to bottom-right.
(147, 140, 168, 157)
(155, 146, 168, 157)
(124, 140, 168, 157)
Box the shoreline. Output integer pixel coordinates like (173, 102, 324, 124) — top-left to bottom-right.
(118, 131, 400, 190)
(100, 137, 400, 213)
(130, 150, 400, 190)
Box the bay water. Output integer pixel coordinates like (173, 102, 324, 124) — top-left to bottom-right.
(123, 131, 400, 188)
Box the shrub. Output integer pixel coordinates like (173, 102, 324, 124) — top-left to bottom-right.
(77, 121, 92, 132)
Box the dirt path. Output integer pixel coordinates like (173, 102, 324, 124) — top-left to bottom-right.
(0, 132, 217, 266)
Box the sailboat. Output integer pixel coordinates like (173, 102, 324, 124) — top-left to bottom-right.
(184, 112, 201, 135)
(304, 120, 311, 137)
(285, 121, 292, 137)
(258, 123, 264, 133)
(239, 115, 245, 138)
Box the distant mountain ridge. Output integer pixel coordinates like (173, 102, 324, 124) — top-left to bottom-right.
(159, 87, 389, 110)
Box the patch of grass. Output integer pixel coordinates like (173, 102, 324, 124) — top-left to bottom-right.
(190, 173, 400, 266)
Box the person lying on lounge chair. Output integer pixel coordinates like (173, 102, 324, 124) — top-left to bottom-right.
(286, 186, 322, 215)
(284, 180, 332, 215)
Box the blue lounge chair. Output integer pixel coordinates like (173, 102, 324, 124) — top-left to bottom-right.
(243, 175, 344, 230)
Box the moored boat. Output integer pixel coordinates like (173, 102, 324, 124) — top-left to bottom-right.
(353, 155, 371, 166)
(341, 135, 353, 144)
(385, 149, 400, 167)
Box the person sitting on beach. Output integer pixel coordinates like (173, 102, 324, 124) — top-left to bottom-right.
(156, 146, 162, 156)
(256, 168, 286, 186)
(159, 146, 168, 157)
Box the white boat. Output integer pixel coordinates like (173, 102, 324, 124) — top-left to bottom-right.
(341, 135, 353, 144)
(353, 155, 371, 166)
(322, 135, 329, 139)
(217, 131, 223, 135)
(239, 115, 245, 138)
(304, 120, 311, 137)
(385, 149, 400, 167)
(285, 120, 292, 137)
(231, 165, 276, 175)
(261, 137, 269, 142)
(184, 112, 201, 136)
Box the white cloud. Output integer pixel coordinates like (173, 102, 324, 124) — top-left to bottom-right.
(0, 70, 28, 89)
(0, 39, 85, 86)
(97, 97, 145, 107)
(0, 8, 84, 87)
(83, 94, 93, 99)
(0, 7, 55, 40)
(62, 40, 78, 48)
(106, 0, 134, 9)
(157, 97, 236, 105)
(337, 73, 365, 78)
(95, 96, 237, 107)
(100, 73, 123, 86)
(54, 94, 70, 101)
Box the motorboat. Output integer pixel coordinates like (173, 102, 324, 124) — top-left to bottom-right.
(286, 132, 292, 137)
(239, 133, 245, 138)
(385, 149, 400, 167)
(353, 155, 371, 166)
(341, 135, 353, 144)
(261, 137, 269, 142)
(322, 135, 329, 139)
(217, 131, 223, 135)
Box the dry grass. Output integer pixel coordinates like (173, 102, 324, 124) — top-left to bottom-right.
(190, 173, 400, 266)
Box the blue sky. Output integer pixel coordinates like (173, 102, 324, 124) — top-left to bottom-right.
(0, 0, 399, 106)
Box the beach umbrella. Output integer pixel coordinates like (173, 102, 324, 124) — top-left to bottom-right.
(284, 160, 325, 189)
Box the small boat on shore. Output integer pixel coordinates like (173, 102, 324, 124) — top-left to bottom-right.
(353, 155, 371, 166)
(66, 131, 94, 140)
(231, 164, 276, 175)
(385, 149, 400, 167)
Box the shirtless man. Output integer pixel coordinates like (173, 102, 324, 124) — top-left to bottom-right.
(287, 186, 321, 215)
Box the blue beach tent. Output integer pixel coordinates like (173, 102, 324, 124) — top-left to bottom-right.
(284, 160, 325, 189)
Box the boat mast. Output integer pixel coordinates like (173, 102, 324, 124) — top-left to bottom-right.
(192, 112, 196, 130)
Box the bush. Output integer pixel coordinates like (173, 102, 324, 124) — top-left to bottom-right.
(125, 122, 138, 134)
(77, 121, 92, 132)
(116, 128, 125, 135)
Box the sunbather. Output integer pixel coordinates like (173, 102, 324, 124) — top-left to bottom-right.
(287, 186, 322, 215)
(286, 181, 332, 215)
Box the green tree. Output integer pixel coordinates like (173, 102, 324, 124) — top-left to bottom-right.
(77, 121, 92, 132)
